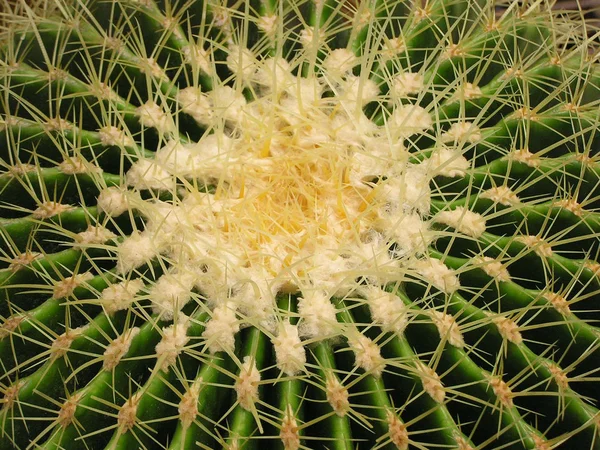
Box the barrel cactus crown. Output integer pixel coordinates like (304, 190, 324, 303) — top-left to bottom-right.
(1, 0, 599, 448)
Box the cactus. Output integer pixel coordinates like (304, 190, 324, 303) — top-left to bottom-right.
(1, 0, 600, 448)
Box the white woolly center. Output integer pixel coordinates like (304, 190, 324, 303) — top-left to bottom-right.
(280, 406, 301, 450)
(516, 235, 553, 257)
(51, 326, 87, 359)
(116, 232, 159, 274)
(387, 412, 409, 450)
(489, 376, 513, 408)
(109, 42, 479, 353)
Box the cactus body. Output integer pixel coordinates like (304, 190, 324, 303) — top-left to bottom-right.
(1, 0, 600, 449)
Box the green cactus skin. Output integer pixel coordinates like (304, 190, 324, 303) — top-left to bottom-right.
(1, 0, 600, 449)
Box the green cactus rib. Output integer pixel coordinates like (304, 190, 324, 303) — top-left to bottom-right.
(1, 0, 600, 449)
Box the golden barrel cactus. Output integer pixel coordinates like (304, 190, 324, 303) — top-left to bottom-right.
(0, 0, 599, 448)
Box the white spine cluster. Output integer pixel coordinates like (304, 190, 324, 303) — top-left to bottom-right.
(136, 101, 176, 134)
(182, 44, 212, 74)
(545, 292, 571, 315)
(387, 411, 409, 450)
(417, 362, 445, 403)
(383, 37, 406, 59)
(103, 327, 140, 371)
(455, 82, 482, 100)
(149, 272, 195, 320)
(226, 45, 257, 81)
(101, 279, 145, 314)
(53, 273, 93, 299)
(556, 198, 584, 216)
(202, 303, 240, 354)
(50, 326, 87, 359)
(8, 252, 41, 273)
(299, 27, 317, 48)
(429, 310, 464, 348)
(280, 406, 301, 450)
(272, 321, 306, 376)
(442, 122, 481, 143)
(257, 14, 278, 37)
(516, 235, 553, 257)
(253, 57, 293, 94)
(7, 163, 36, 177)
(33, 202, 73, 219)
(491, 314, 523, 344)
(434, 207, 486, 238)
(338, 75, 380, 109)
(0, 316, 24, 340)
(75, 225, 116, 245)
(391, 105, 432, 137)
(179, 379, 201, 429)
(427, 147, 470, 177)
(326, 375, 350, 417)
(117, 393, 141, 432)
(235, 356, 261, 411)
(177, 87, 212, 125)
(58, 156, 99, 174)
(365, 287, 408, 334)
(510, 148, 540, 167)
(126, 158, 175, 191)
(414, 258, 460, 293)
(383, 213, 431, 256)
(116, 232, 159, 274)
(57, 393, 83, 428)
(474, 256, 511, 282)
(488, 376, 513, 408)
(323, 49, 358, 77)
(143, 57, 167, 79)
(481, 186, 520, 205)
(97, 187, 135, 216)
(298, 291, 339, 339)
(391, 72, 424, 97)
(347, 333, 385, 377)
(155, 316, 190, 371)
(210, 86, 247, 124)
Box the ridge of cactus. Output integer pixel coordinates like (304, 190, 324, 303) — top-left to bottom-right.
(0, 0, 600, 449)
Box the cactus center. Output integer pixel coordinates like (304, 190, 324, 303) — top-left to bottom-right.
(118, 55, 446, 325)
